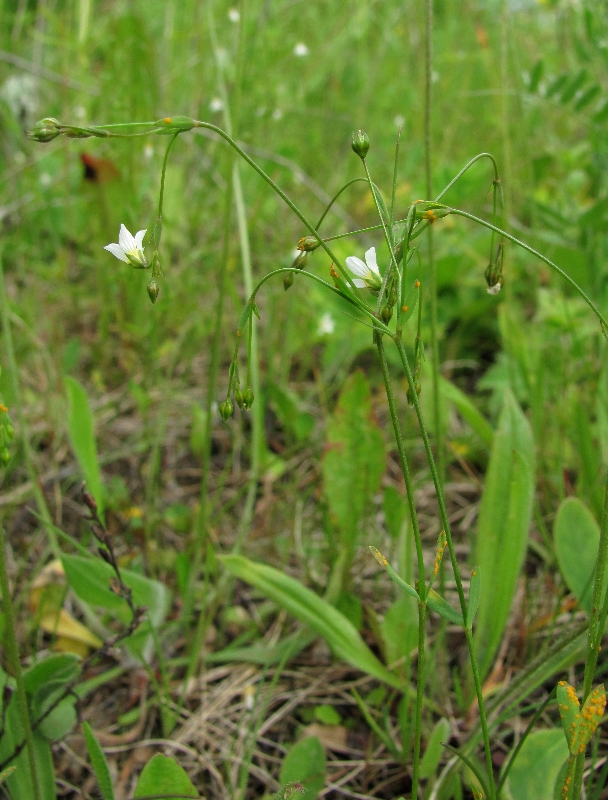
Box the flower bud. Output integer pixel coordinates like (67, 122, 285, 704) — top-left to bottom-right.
(235, 389, 245, 410)
(381, 305, 393, 324)
(219, 398, 234, 421)
(0, 447, 10, 466)
(28, 117, 61, 143)
(243, 387, 254, 409)
(351, 129, 370, 160)
(297, 236, 321, 253)
(5, 424, 13, 440)
(147, 279, 160, 304)
(284, 271, 295, 291)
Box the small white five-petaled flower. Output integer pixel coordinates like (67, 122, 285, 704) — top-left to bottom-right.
(345, 247, 382, 291)
(104, 224, 147, 268)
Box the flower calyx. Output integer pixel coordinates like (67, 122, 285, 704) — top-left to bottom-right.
(351, 129, 370, 160)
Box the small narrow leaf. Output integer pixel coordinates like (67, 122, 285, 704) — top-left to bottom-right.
(369, 547, 419, 600)
(427, 589, 465, 627)
(83, 722, 115, 800)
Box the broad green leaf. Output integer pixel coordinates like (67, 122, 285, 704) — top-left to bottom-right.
(440, 377, 494, 447)
(23, 653, 80, 695)
(419, 718, 451, 779)
(323, 371, 385, 551)
(32, 682, 77, 741)
(279, 736, 326, 800)
(134, 753, 198, 798)
(61, 554, 170, 627)
(83, 721, 115, 800)
(474, 390, 535, 679)
(267, 382, 315, 442)
(0, 666, 55, 800)
(380, 595, 418, 671)
(554, 497, 606, 614)
(64, 376, 104, 518)
(221, 555, 402, 689)
(383, 485, 407, 540)
(503, 730, 568, 800)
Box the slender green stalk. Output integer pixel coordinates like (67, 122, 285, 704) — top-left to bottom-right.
(0, 524, 42, 800)
(375, 334, 426, 794)
(424, 0, 444, 488)
(393, 336, 496, 799)
(571, 469, 608, 799)
(0, 256, 57, 556)
(448, 209, 608, 330)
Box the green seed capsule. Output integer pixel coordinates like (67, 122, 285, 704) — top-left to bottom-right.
(243, 387, 254, 409)
(219, 399, 234, 421)
(351, 129, 370, 160)
(147, 279, 160, 304)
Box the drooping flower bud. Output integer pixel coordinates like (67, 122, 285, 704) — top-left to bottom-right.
(219, 398, 234, 420)
(243, 387, 254, 409)
(28, 117, 61, 143)
(351, 129, 370, 160)
(297, 236, 321, 253)
(147, 279, 160, 304)
(284, 271, 295, 291)
(235, 388, 245, 410)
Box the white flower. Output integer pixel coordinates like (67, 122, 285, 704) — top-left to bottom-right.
(293, 42, 309, 57)
(345, 247, 382, 290)
(318, 312, 335, 335)
(210, 97, 224, 112)
(104, 224, 147, 268)
(487, 282, 502, 296)
(228, 8, 240, 22)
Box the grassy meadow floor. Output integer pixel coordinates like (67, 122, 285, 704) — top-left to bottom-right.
(2, 0, 608, 798)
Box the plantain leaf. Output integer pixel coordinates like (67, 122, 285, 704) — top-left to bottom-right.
(279, 736, 326, 800)
(323, 371, 385, 554)
(134, 753, 198, 798)
(554, 497, 607, 614)
(64, 376, 104, 519)
(502, 729, 568, 800)
(440, 377, 494, 447)
(221, 555, 402, 689)
(474, 390, 535, 680)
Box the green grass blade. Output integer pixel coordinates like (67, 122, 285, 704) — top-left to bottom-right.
(64, 376, 104, 519)
(474, 390, 535, 679)
(82, 722, 114, 800)
(220, 555, 402, 689)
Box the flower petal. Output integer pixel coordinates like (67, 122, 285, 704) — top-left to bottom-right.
(365, 247, 380, 275)
(118, 224, 136, 253)
(352, 278, 367, 288)
(104, 243, 129, 263)
(346, 256, 369, 278)
(134, 229, 147, 249)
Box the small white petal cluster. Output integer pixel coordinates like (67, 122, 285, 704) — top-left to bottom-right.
(345, 247, 382, 290)
(104, 224, 147, 268)
(228, 8, 240, 22)
(487, 282, 502, 296)
(293, 42, 309, 57)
